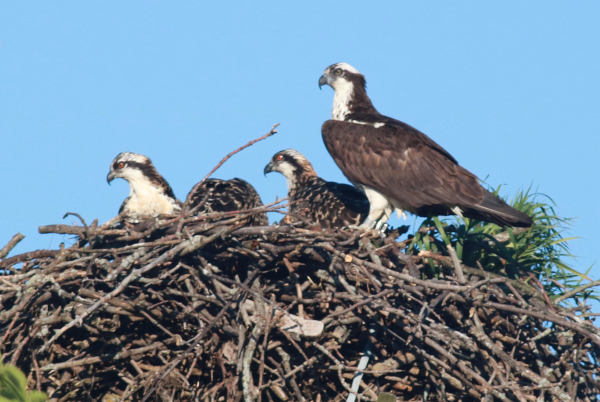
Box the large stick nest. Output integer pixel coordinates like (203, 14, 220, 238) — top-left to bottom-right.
(0, 210, 599, 402)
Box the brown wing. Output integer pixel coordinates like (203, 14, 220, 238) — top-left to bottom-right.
(346, 112, 459, 165)
(290, 177, 369, 228)
(188, 178, 268, 227)
(321, 120, 483, 215)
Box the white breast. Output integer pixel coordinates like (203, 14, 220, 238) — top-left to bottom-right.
(124, 189, 179, 215)
(121, 170, 180, 214)
(331, 80, 354, 121)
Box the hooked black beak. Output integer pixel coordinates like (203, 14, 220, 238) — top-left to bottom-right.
(264, 161, 275, 177)
(107, 171, 116, 184)
(318, 75, 328, 89)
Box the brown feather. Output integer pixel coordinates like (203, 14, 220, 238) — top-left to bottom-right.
(322, 120, 483, 214)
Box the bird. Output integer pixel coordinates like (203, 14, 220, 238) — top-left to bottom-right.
(107, 152, 182, 216)
(264, 149, 369, 228)
(318, 62, 533, 228)
(186, 178, 269, 227)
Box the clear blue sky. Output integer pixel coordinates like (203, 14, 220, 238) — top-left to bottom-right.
(1, 2, 599, 280)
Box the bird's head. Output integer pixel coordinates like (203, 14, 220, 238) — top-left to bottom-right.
(264, 149, 317, 191)
(107, 152, 156, 185)
(318, 63, 365, 92)
(319, 63, 372, 120)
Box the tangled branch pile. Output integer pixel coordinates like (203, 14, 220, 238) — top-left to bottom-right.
(1, 209, 599, 402)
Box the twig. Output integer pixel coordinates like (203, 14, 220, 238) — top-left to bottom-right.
(446, 244, 465, 284)
(0, 250, 61, 269)
(326, 289, 393, 318)
(181, 123, 280, 214)
(473, 300, 600, 346)
(0, 233, 25, 260)
(140, 270, 260, 402)
(39, 240, 194, 353)
(553, 279, 600, 305)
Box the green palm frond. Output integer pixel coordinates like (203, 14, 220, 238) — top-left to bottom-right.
(406, 185, 596, 303)
(0, 358, 46, 402)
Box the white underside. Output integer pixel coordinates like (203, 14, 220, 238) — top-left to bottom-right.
(331, 80, 354, 120)
(354, 184, 405, 229)
(122, 173, 180, 215)
(124, 190, 180, 215)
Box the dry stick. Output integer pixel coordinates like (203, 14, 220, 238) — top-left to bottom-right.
(258, 307, 278, 402)
(446, 244, 465, 284)
(418, 249, 542, 300)
(489, 357, 528, 402)
(177, 123, 280, 233)
(10, 331, 32, 366)
(387, 242, 420, 278)
(0, 233, 25, 260)
(528, 273, 557, 312)
(38, 237, 197, 353)
(243, 280, 267, 402)
(140, 270, 260, 402)
(38, 225, 127, 236)
(473, 301, 600, 347)
(357, 238, 382, 291)
(186, 198, 288, 225)
(311, 342, 376, 402)
(258, 357, 318, 391)
(0, 250, 61, 269)
(318, 243, 504, 292)
(205, 273, 304, 328)
(553, 279, 600, 305)
(41, 342, 164, 371)
(471, 313, 571, 402)
(78, 239, 182, 254)
(7, 204, 600, 400)
(31, 350, 42, 392)
(39, 201, 285, 241)
(505, 281, 526, 303)
(276, 347, 306, 402)
(244, 337, 263, 401)
(0, 312, 21, 348)
(282, 257, 304, 318)
(63, 212, 91, 241)
(230, 224, 294, 237)
(381, 322, 484, 398)
(181, 225, 239, 256)
(326, 289, 393, 319)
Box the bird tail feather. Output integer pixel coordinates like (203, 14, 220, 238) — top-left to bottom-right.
(463, 190, 533, 228)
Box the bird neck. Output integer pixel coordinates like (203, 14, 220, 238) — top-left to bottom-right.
(288, 170, 317, 194)
(332, 80, 378, 121)
(126, 174, 163, 202)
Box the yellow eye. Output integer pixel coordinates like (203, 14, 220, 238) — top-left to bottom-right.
(276, 155, 283, 161)
(117, 162, 125, 169)
(334, 69, 342, 76)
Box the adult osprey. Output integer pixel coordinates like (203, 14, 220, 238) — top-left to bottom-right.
(318, 63, 533, 228)
(264, 149, 369, 228)
(186, 178, 269, 227)
(107, 152, 182, 215)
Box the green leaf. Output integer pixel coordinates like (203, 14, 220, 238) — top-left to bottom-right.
(0, 358, 47, 402)
(27, 392, 48, 402)
(409, 185, 595, 303)
(432, 217, 450, 246)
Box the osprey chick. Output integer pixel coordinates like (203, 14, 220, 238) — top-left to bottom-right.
(264, 149, 369, 228)
(186, 178, 269, 227)
(107, 152, 182, 215)
(319, 63, 533, 228)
